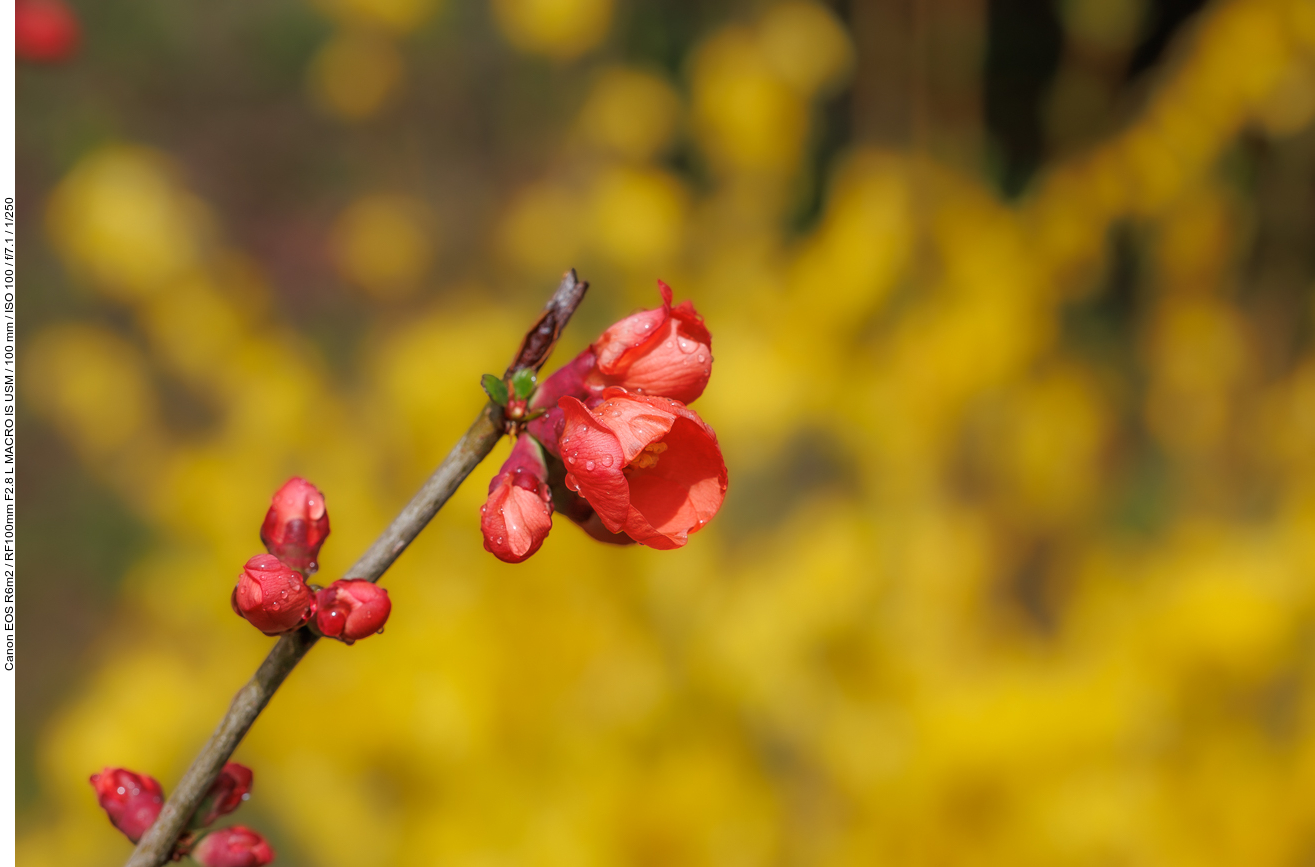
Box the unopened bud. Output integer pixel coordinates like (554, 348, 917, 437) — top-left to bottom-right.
(260, 477, 330, 573)
(313, 579, 391, 644)
(192, 762, 253, 829)
(89, 767, 164, 843)
(192, 826, 275, 867)
(232, 554, 315, 636)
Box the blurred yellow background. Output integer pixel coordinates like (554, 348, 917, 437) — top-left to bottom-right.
(17, 0, 1315, 864)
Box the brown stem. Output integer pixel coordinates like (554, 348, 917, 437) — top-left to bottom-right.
(125, 270, 588, 867)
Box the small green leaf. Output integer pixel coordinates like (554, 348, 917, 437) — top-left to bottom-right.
(481, 374, 509, 406)
(510, 368, 537, 401)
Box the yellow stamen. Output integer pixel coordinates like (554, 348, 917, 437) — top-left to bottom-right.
(629, 441, 668, 470)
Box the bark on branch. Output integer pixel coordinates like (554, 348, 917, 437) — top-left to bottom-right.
(124, 270, 588, 867)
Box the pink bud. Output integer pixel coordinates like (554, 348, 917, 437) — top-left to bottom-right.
(481, 434, 554, 563)
(260, 477, 331, 573)
(192, 826, 275, 867)
(314, 579, 391, 644)
(233, 554, 315, 636)
(89, 768, 164, 843)
(194, 762, 253, 828)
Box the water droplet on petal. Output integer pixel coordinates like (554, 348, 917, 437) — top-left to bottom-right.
(601, 455, 614, 467)
(577, 424, 586, 434)
(665, 340, 674, 349)
(496, 536, 504, 544)
(585, 460, 595, 471)
(376, 628, 385, 635)
(697, 354, 706, 363)
(677, 337, 696, 353)
(117, 787, 126, 795)
(568, 456, 576, 464)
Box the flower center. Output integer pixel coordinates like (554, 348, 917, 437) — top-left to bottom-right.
(628, 441, 668, 470)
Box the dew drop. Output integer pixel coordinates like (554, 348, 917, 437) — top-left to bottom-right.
(665, 340, 674, 349)
(601, 455, 614, 468)
(611, 411, 620, 417)
(568, 455, 576, 464)
(697, 354, 706, 363)
(271, 602, 280, 610)
(677, 337, 696, 354)
(585, 460, 595, 471)
(576, 424, 587, 434)
(496, 536, 504, 544)
(117, 787, 126, 796)
(562, 436, 570, 444)
(241, 793, 251, 801)
(376, 628, 385, 635)
(480, 505, 486, 513)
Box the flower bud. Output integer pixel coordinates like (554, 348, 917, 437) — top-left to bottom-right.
(89, 767, 164, 843)
(314, 579, 391, 644)
(584, 280, 712, 404)
(192, 826, 275, 867)
(260, 477, 331, 573)
(558, 389, 726, 549)
(193, 762, 253, 829)
(481, 434, 554, 563)
(16, 0, 80, 64)
(232, 554, 315, 636)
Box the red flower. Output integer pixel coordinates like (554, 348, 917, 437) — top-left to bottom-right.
(557, 389, 726, 549)
(232, 554, 315, 636)
(89, 768, 164, 843)
(585, 280, 712, 404)
(16, 0, 79, 64)
(314, 579, 391, 644)
(481, 434, 554, 563)
(194, 763, 253, 828)
(260, 477, 331, 574)
(192, 826, 275, 867)
(526, 350, 595, 460)
(526, 282, 712, 458)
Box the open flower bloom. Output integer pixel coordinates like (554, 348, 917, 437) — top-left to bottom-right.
(481, 434, 554, 562)
(194, 762, 253, 828)
(314, 578, 391, 644)
(89, 768, 164, 843)
(260, 476, 331, 573)
(584, 280, 712, 404)
(231, 554, 315, 636)
(192, 826, 276, 867)
(558, 389, 727, 549)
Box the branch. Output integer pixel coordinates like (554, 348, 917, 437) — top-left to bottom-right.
(125, 270, 589, 867)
